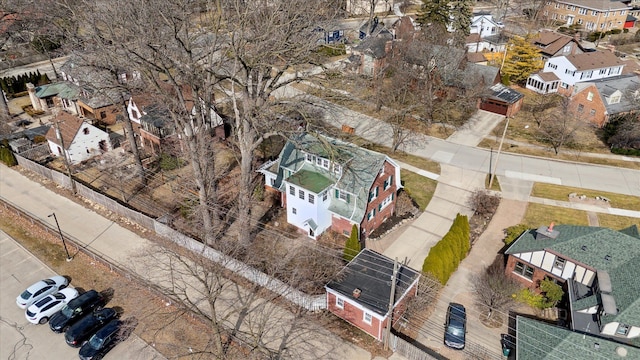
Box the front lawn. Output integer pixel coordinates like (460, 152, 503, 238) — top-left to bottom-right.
(400, 169, 437, 211)
(522, 203, 589, 227)
(531, 183, 640, 211)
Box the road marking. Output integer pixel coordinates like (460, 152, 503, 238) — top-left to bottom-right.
(505, 170, 562, 184)
(432, 151, 454, 164)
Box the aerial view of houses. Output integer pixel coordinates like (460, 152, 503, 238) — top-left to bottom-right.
(1, 1, 639, 360)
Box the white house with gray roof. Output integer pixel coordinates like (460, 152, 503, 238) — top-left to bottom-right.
(258, 133, 402, 240)
(506, 224, 640, 341)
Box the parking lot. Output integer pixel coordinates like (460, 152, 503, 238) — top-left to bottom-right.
(0, 230, 163, 360)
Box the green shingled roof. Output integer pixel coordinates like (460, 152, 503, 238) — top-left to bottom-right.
(35, 82, 80, 100)
(516, 316, 640, 360)
(506, 225, 640, 329)
(264, 132, 393, 224)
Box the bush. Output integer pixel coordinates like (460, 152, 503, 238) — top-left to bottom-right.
(504, 224, 530, 245)
(0, 146, 17, 166)
(515, 288, 546, 309)
(540, 279, 564, 308)
(343, 225, 360, 262)
(159, 153, 184, 171)
(469, 190, 501, 218)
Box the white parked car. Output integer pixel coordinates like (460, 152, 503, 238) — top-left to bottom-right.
(25, 287, 79, 324)
(16, 276, 69, 309)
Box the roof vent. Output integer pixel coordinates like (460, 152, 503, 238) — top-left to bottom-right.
(581, 245, 587, 251)
(353, 288, 361, 299)
(616, 346, 628, 357)
(605, 255, 611, 261)
(594, 343, 600, 349)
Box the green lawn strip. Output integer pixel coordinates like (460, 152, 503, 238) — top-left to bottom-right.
(484, 174, 501, 191)
(401, 169, 437, 211)
(522, 203, 589, 227)
(597, 214, 640, 230)
(364, 143, 441, 174)
(531, 183, 640, 211)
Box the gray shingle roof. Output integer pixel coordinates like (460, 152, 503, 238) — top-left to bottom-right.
(506, 225, 640, 327)
(516, 316, 640, 360)
(265, 133, 390, 223)
(591, 75, 640, 116)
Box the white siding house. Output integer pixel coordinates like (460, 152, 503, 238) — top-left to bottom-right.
(45, 112, 111, 165)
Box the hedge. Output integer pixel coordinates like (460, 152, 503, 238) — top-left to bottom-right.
(422, 213, 470, 284)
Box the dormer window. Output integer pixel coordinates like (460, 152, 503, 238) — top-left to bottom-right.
(333, 163, 342, 175)
(83, 128, 90, 135)
(609, 93, 621, 104)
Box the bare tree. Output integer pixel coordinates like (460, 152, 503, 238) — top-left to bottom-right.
(472, 256, 519, 321)
(135, 234, 343, 359)
(524, 93, 563, 128)
(536, 97, 583, 155)
(468, 189, 501, 218)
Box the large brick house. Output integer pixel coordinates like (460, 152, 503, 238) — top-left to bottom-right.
(526, 51, 626, 95)
(325, 249, 420, 341)
(540, 0, 630, 31)
(569, 74, 640, 127)
(258, 133, 402, 240)
(505, 224, 640, 341)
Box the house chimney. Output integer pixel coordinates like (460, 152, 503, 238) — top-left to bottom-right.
(27, 83, 41, 111)
(353, 288, 362, 299)
(548, 222, 555, 232)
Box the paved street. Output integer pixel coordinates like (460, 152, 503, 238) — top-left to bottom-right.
(0, 230, 163, 360)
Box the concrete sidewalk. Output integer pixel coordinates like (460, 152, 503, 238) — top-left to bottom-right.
(0, 165, 391, 360)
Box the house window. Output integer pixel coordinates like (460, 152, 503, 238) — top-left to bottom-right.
(380, 193, 394, 210)
(309, 194, 315, 204)
(579, 8, 587, 15)
(337, 190, 348, 202)
(590, 109, 596, 116)
(564, 45, 572, 53)
(336, 297, 344, 309)
(578, 104, 584, 112)
(323, 159, 329, 168)
(620, 10, 626, 15)
(609, 94, 621, 104)
(587, 92, 594, 101)
(369, 187, 379, 201)
(333, 163, 342, 175)
(290, 186, 295, 195)
(554, 257, 566, 270)
(367, 208, 376, 221)
(548, 63, 558, 70)
(292, 208, 297, 214)
(514, 261, 535, 280)
(384, 175, 393, 190)
(83, 128, 90, 135)
(363, 312, 372, 325)
(577, 18, 583, 25)
(306, 153, 312, 162)
(299, 190, 305, 199)
(100, 111, 106, 119)
(323, 192, 328, 201)
(316, 157, 322, 166)
(599, 69, 607, 75)
(270, 178, 276, 186)
(592, 10, 599, 16)
(616, 324, 630, 335)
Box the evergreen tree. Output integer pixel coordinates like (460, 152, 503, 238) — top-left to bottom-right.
(501, 35, 543, 84)
(450, 0, 473, 45)
(343, 225, 361, 262)
(417, 0, 451, 34)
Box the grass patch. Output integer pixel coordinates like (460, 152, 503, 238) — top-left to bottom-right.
(597, 214, 640, 229)
(531, 183, 640, 211)
(477, 138, 640, 170)
(401, 169, 437, 211)
(522, 203, 589, 227)
(364, 143, 440, 174)
(485, 174, 501, 191)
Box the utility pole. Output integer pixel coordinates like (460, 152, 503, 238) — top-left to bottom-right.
(48, 213, 72, 261)
(489, 116, 509, 189)
(53, 116, 77, 193)
(384, 258, 399, 350)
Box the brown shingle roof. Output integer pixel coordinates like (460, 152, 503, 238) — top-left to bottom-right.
(538, 71, 560, 81)
(45, 112, 85, 149)
(566, 51, 625, 71)
(554, 0, 629, 11)
(532, 30, 576, 57)
(467, 52, 487, 63)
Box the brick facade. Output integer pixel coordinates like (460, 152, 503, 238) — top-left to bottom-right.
(77, 101, 121, 126)
(327, 292, 386, 340)
(331, 214, 356, 237)
(569, 84, 609, 127)
(542, 1, 629, 31)
(360, 161, 398, 237)
(505, 255, 562, 291)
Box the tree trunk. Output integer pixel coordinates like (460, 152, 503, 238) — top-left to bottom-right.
(236, 117, 254, 245)
(120, 100, 146, 185)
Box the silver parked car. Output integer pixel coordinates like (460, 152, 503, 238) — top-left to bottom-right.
(16, 276, 69, 309)
(25, 287, 79, 324)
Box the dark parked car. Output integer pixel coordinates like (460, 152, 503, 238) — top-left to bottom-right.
(65, 308, 118, 347)
(444, 302, 466, 349)
(79, 319, 122, 360)
(49, 290, 105, 333)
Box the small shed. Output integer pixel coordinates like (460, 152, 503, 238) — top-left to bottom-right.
(9, 138, 32, 153)
(480, 83, 524, 117)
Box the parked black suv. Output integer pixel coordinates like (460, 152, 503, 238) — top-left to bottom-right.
(65, 308, 117, 347)
(79, 319, 122, 360)
(444, 302, 466, 350)
(49, 290, 105, 333)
